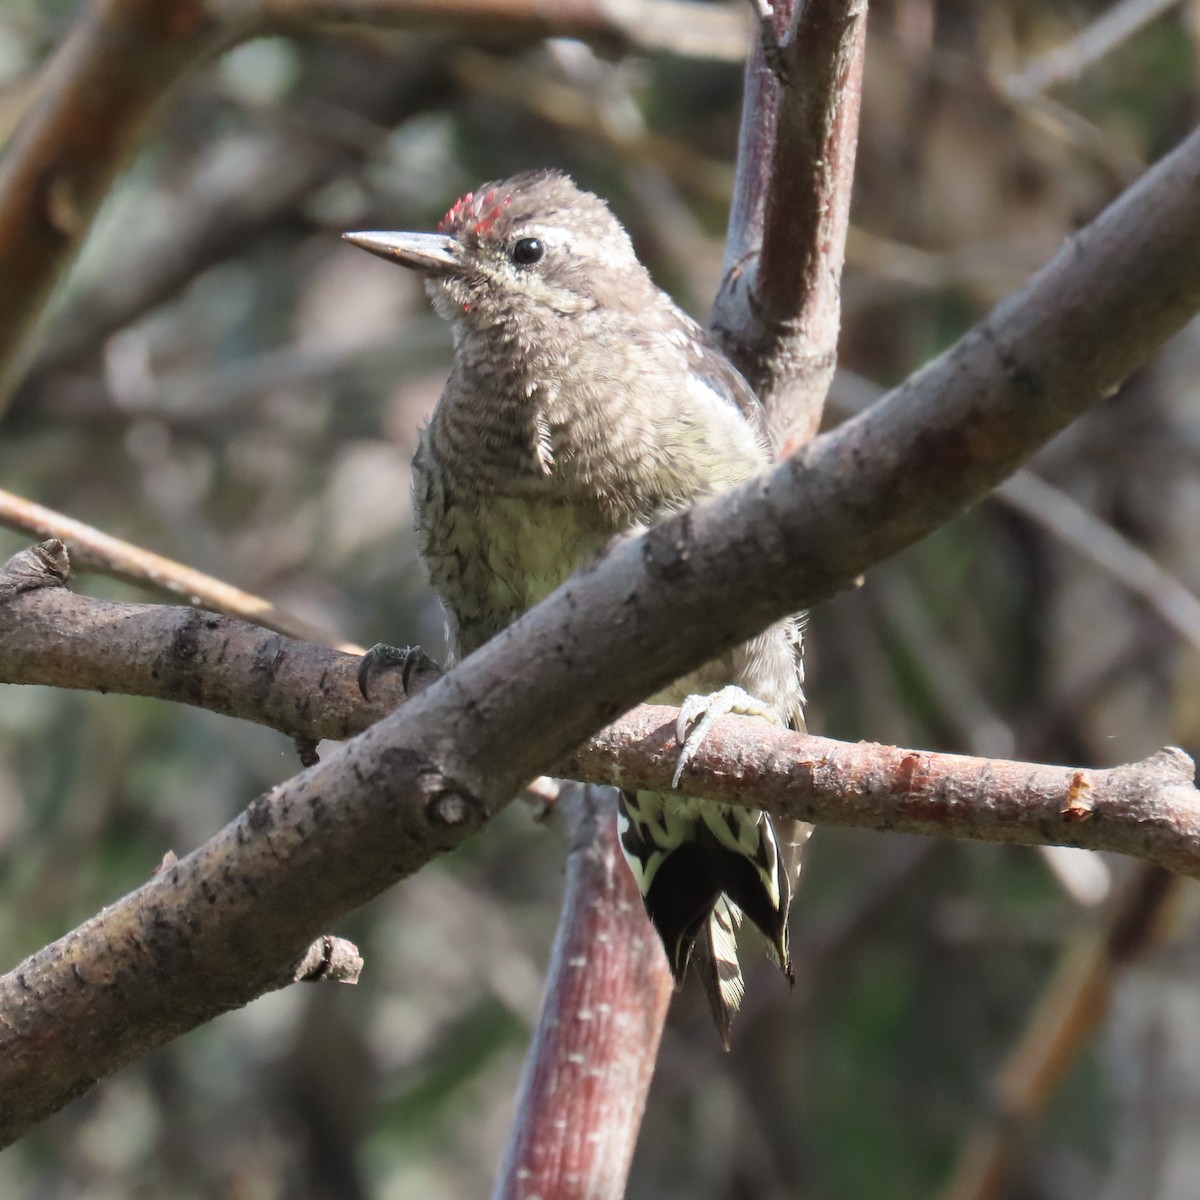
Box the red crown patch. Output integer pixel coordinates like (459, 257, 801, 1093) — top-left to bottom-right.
(438, 187, 512, 239)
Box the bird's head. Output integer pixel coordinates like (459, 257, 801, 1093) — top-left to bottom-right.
(343, 171, 652, 328)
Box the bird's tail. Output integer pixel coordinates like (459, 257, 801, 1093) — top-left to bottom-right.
(617, 791, 803, 1045)
(696, 897, 744, 1051)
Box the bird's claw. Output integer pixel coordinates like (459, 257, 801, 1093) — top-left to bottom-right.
(357, 643, 442, 701)
(672, 685, 782, 789)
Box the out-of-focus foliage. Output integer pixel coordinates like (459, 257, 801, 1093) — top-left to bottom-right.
(1, 1, 1199, 1197)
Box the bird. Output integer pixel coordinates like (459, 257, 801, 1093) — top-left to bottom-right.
(344, 170, 810, 1046)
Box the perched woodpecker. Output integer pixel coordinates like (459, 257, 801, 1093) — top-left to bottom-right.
(345, 170, 809, 1045)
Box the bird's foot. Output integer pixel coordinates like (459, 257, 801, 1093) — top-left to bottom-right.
(357, 643, 442, 701)
(672, 685, 782, 788)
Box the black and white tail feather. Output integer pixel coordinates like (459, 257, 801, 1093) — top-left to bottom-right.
(617, 786, 808, 1049)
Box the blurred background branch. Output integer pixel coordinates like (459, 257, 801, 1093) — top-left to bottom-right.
(1004, 0, 1183, 98)
(939, 864, 1180, 1200)
(0, 0, 744, 411)
(0, 491, 360, 648)
(245, 0, 750, 59)
(0, 0, 222, 404)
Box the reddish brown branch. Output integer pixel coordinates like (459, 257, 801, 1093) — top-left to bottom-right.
(568, 707, 1200, 877)
(713, 0, 868, 446)
(493, 786, 673, 1200)
(493, 7, 870, 1183)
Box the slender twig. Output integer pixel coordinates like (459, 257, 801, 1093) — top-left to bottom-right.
(1005, 0, 1182, 100)
(938, 865, 1179, 1200)
(873, 564, 1017, 760)
(0, 492, 359, 651)
(996, 472, 1200, 659)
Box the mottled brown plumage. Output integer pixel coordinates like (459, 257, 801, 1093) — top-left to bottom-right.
(345, 171, 810, 1044)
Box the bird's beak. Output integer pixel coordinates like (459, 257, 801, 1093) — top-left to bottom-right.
(342, 230, 460, 275)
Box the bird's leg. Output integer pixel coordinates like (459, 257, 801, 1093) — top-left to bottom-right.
(357, 643, 443, 701)
(672, 685, 783, 789)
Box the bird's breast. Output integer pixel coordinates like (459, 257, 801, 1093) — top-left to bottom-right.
(476, 493, 609, 609)
(414, 429, 616, 655)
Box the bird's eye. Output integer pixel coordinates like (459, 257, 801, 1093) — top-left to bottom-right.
(510, 237, 545, 266)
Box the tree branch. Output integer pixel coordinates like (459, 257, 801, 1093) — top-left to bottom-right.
(6, 538, 1197, 865)
(10, 552, 1196, 877)
(492, 785, 673, 1200)
(713, 0, 868, 446)
(7, 549, 1190, 878)
(568, 707, 1200, 875)
(938, 864, 1180, 1200)
(0, 548, 403, 739)
(3, 540, 1199, 1147)
(1004, 0, 1180, 100)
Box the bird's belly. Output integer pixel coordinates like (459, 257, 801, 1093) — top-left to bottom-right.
(483, 496, 603, 607)
(422, 484, 610, 657)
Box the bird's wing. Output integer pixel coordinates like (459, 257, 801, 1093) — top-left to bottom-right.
(681, 324, 773, 456)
